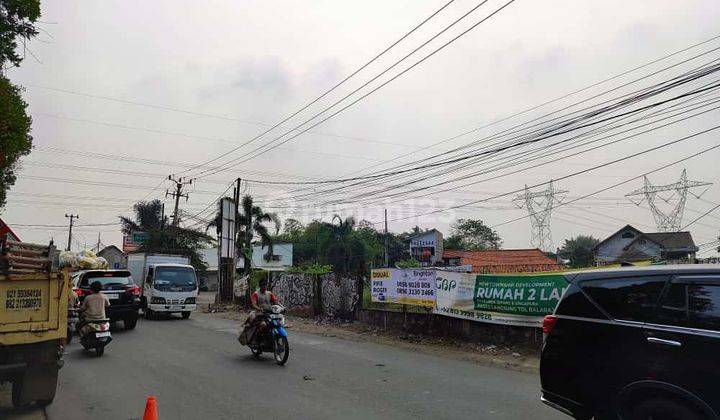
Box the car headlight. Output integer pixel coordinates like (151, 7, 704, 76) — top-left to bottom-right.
(150, 297, 166, 304)
(184, 297, 196, 304)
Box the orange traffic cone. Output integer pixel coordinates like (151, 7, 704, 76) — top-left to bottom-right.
(143, 396, 158, 420)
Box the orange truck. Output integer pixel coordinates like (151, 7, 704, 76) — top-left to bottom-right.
(0, 237, 68, 407)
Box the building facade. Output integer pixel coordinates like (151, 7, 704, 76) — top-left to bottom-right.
(98, 245, 127, 269)
(594, 225, 698, 265)
(409, 229, 444, 267)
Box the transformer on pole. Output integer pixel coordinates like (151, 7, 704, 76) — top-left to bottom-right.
(513, 181, 568, 252)
(625, 169, 712, 232)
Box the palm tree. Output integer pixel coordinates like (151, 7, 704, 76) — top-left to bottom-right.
(120, 199, 166, 234)
(119, 199, 213, 273)
(207, 195, 280, 273)
(238, 195, 280, 271)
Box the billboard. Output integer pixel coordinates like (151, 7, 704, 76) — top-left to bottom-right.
(434, 270, 568, 327)
(370, 268, 436, 307)
(122, 231, 148, 253)
(220, 198, 236, 259)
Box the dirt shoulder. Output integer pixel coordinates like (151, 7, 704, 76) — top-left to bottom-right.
(204, 306, 540, 373)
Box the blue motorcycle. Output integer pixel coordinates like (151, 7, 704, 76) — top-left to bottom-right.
(246, 305, 289, 365)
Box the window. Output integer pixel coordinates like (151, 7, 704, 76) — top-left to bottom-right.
(657, 281, 720, 331)
(656, 282, 688, 326)
(581, 276, 668, 322)
(555, 284, 607, 319)
(689, 284, 720, 331)
(621, 231, 636, 239)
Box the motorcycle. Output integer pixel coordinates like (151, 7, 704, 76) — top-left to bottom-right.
(240, 305, 289, 365)
(79, 318, 112, 357)
(67, 307, 80, 344)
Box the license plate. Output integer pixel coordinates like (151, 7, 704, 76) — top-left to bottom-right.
(170, 306, 182, 310)
(96, 331, 111, 338)
(106, 294, 120, 301)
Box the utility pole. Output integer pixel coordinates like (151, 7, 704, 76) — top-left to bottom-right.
(65, 214, 79, 251)
(160, 203, 165, 229)
(384, 209, 389, 267)
(96, 232, 101, 253)
(166, 175, 193, 226)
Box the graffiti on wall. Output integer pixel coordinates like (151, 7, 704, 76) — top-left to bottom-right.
(271, 273, 359, 318)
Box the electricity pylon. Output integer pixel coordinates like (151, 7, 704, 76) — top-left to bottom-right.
(625, 169, 712, 232)
(513, 181, 568, 252)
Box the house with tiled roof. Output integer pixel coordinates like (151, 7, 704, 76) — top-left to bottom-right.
(441, 249, 562, 274)
(0, 217, 20, 242)
(594, 224, 698, 265)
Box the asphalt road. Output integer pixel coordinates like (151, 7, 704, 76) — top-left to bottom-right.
(8, 313, 564, 420)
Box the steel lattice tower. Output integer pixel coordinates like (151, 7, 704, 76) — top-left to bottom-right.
(513, 181, 568, 252)
(625, 169, 712, 232)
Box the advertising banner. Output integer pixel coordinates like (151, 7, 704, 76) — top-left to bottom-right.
(370, 269, 436, 307)
(434, 270, 567, 327)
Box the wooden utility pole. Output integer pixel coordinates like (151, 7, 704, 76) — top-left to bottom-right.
(166, 175, 193, 226)
(65, 214, 78, 251)
(384, 209, 389, 267)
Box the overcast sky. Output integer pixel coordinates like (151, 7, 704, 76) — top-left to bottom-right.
(3, 0, 720, 256)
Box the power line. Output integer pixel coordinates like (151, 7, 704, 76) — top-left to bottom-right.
(175, 0, 458, 175)
(191, 0, 517, 179)
(384, 125, 720, 223)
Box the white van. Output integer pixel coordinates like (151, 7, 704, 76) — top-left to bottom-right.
(127, 254, 199, 319)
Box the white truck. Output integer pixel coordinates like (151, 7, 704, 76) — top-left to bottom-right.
(127, 253, 199, 319)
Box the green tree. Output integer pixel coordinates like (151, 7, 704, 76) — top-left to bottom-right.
(0, 77, 32, 209)
(1, 0, 41, 68)
(443, 219, 502, 251)
(236, 195, 280, 272)
(0, 0, 41, 210)
(120, 200, 213, 273)
(558, 235, 600, 268)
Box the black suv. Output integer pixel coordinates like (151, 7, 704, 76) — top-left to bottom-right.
(72, 270, 142, 330)
(541, 265, 720, 420)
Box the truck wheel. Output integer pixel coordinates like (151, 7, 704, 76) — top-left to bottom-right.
(124, 317, 138, 329)
(182, 311, 191, 319)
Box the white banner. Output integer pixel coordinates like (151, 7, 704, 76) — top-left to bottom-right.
(370, 268, 436, 307)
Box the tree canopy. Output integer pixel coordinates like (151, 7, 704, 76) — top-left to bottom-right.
(558, 235, 600, 268)
(0, 0, 41, 210)
(0, 76, 32, 209)
(443, 219, 502, 251)
(1, 0, 41, 68)
(120, 199, 213, 273)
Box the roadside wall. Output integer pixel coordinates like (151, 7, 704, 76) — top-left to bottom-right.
(271, 272, 542, 349)
(271, 273, 358, 318)
(359, 309, 543, 350)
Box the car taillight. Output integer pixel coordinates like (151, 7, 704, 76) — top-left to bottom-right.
(127, 286, 141, 296)
(100, 323, 109, 331)
(73, 287, 83, 297)
(543, 315, 558, 335)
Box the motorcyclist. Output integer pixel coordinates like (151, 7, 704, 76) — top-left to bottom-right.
(79, 281, 109, 333)
(245, 278, 279, 334)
